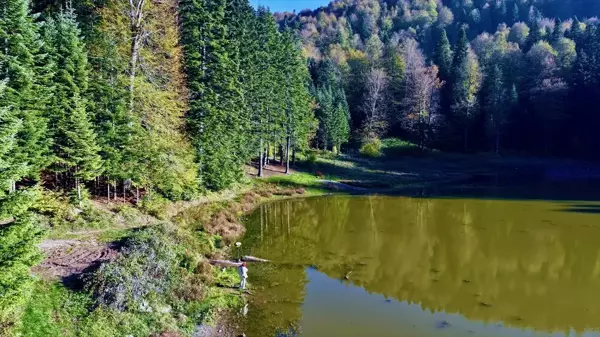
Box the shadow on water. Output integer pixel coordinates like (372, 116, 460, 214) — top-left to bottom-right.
(285, 155, 600, 203)
(561, 204, 600, 214)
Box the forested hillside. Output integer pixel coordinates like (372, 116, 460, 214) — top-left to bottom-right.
(278, 0, 600, 157)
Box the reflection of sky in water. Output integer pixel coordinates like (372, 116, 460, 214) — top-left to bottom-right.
(301, 268, 594, 337)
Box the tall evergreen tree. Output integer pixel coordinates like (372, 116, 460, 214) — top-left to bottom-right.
(434, 29, 452, 118)
(280, 30, 316, 169)
(551, 19, 562, 44)
(570, 17, 583, 47)
(384, 47, 405, 132)
(525, 19, 542, 51)
(512, 3, 520, 24)
(484, 65, 511, 154)
(0, 0, 50, 179)
(180, 0, 245, 190)
(434, 30, 453, 81)
(0, 80, 43, 333)
(451, 26, 481, 151)
(45, 7, 102, 198)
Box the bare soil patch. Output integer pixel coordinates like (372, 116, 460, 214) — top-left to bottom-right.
(35, 239, 119, 280)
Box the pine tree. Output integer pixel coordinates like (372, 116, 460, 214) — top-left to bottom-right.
(0, 0, 50, 179)
(59, 92, 103, 202)
(384, 48, 405, 130)
(313, 58, 350, 150)
(570, 17, 584, 49)
(280, 30, 316, 169)
(485, 65, 507, 154)
(525, 19, 542, 51)
(45, 7, 102, 198)
(434, 30, 453, 80)
(226, 0, 255, 162)
(180, 0, 245, 190)
(0, 80, 43, 333)
(551, 19, 562, 44)
(451, 26, 481, 151)
(512, 3, 520, 24)
(434, 29, 452, 118)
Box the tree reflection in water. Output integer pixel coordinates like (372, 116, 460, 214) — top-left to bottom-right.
(240, 196, 600, 336)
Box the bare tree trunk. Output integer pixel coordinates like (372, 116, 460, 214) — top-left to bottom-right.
(128, 0, 146, 117)
(285, 136, 291, 174)
(107, 177, 110, 202)
(264, 146, 269, 167)
(464, 107, 470, 152)
(496, 130, 501, 155)
(76, 176, 82, 206)
(258, 138, 264, 177)
(464, 125, 468, 152)
(136, 187, 140, 204)
(279, 144, 284, 166)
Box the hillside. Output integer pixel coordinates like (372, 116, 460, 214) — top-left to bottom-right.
(277, 0, 600, 157)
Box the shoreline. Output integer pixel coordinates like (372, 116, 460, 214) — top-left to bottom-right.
(27, 153, 600, 337)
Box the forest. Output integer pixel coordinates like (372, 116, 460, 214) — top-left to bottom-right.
(2, 0, 600, 335)
(280, 0, 600, 157)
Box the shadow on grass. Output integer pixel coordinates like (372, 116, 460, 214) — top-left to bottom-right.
(265, 154, 600, 205)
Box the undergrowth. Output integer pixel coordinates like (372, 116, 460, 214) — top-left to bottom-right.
(21, 223, 244, 337)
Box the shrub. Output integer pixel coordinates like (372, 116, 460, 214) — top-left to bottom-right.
(87, 225, 183, 312)
(307, 151, 318, 164)
(381, 138, 425, 157)
(140, 193, 170, 219)
(359, 138, 382, 158)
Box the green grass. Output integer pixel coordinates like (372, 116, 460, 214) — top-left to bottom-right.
(20, 282, 89, 337)
(380, 138, 428, 157)
(262, 172, 331, 195)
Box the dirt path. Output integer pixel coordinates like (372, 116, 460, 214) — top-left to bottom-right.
(34, 239, 119, 280)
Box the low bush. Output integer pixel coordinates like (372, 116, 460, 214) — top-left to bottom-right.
(139, 193, 170, 219)
(380, 138, 432, 157)
(87, 225, 183, 312)
(359, 138, 382, 158)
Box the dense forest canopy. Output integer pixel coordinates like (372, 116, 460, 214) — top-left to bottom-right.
(276, 0, 600, 157)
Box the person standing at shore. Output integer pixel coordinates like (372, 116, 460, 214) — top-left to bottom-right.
(239, 262, 248, 290)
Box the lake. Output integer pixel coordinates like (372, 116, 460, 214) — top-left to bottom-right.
(238, 180, 600, 337)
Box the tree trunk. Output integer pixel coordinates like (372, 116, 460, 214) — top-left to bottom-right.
(128, 0, 146, 118)
(285, 136, 291, 174)
(107, 177, 111, 202)
(464, 125, 468, 152)
(495, 130, 501, 155)
(258, 138, 264, 178)
(292, 148, 296, 167)
(136, 187, 140, 204)
(279, 144, 284, 166)
(76, 177, 82, 206)
(264, 146, 269, 167)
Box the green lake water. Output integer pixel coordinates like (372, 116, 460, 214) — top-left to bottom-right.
(238, 180, 600, 337)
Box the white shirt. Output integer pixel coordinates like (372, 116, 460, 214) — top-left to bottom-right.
(239, 266, 248, 279)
